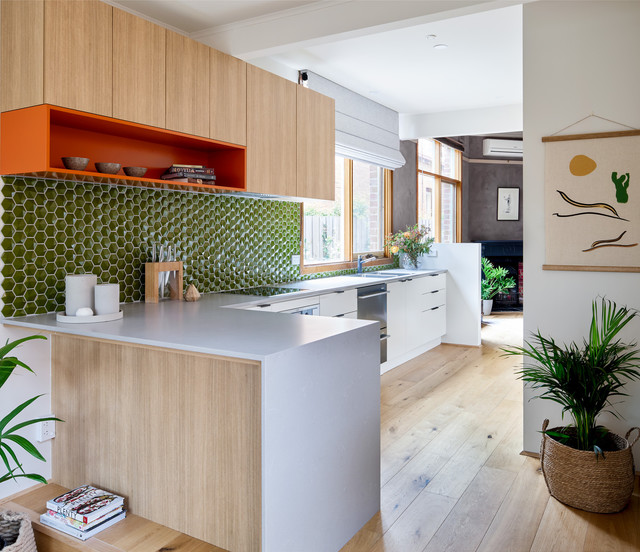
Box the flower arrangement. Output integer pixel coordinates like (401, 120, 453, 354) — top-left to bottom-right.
(385, 224, 434, 269)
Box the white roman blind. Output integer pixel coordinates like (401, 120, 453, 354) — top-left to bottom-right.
(302, 70, 405, 169)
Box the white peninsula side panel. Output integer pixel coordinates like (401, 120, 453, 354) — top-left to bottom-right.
(420, 243, 482, 346)
(262, 325, 380, 552)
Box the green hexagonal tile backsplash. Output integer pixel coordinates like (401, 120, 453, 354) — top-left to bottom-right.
(1, 176, 302, 317)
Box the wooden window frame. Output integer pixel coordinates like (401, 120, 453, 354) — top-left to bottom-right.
(416, 139, 462, 243)
(300, 158, 393, 274)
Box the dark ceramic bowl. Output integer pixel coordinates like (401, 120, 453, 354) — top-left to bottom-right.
(95, 162, 121, 174)
(61, 157, 89, 171)
(123, 166, 147, 177)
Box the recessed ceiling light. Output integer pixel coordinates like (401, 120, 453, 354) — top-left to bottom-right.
(426, 34, 437, 40)
(433, 43, 448, 50)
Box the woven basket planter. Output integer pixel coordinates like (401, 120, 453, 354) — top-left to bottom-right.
(540, 419, 640, 513)
(0, 511, 37, 552)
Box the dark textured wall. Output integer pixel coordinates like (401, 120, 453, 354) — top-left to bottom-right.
(392, 140, 417, 232)
(462, 136, 523, 242)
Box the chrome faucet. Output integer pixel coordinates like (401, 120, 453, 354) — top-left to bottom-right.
(357, 254, 377, 274)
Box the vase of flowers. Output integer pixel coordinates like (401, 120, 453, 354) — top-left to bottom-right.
(385, 225, 434, 269)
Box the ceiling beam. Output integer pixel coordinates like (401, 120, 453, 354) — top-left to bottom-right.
(190, 0, 529, 59)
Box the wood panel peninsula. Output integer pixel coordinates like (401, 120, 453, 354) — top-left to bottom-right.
(5, 293, 381, 552)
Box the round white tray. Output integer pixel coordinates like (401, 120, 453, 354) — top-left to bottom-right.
(56, 310, 123, 324)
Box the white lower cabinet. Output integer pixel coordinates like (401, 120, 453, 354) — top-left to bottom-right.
(319, 289, 357, 318)
(386, 274, 446, 367)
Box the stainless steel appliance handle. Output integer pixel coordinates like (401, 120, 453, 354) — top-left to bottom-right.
(359, 290, 390, 299)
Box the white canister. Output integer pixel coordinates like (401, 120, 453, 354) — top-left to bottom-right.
(65, 274, 97, 315)
(94, 283, 120, 315)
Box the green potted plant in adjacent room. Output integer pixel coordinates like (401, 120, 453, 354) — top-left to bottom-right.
(0, 335, 60, 551)
(481, 257, 516, 315)
(503, 298, 640, 513)
(385, 224, 434, 269)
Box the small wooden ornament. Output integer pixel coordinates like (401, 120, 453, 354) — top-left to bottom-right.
(184, 283, 201, 302)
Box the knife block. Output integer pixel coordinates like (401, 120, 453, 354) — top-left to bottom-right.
(145, 261, 183, 303)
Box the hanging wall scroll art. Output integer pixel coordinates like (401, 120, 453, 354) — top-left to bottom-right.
(542, 129, 640, 272)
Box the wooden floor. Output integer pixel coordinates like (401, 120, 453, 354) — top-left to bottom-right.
(341, 313, 640, 552)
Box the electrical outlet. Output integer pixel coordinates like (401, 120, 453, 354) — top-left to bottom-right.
(37, 419, 56, 442)
(291, 254, 301, 266)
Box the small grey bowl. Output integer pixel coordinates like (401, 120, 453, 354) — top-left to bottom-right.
(62, 157, 89, 171)
(123, 166, 147, 177)
(95, 162, 121, 174)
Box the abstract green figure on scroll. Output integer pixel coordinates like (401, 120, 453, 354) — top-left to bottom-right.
(611, 171, 630, 203)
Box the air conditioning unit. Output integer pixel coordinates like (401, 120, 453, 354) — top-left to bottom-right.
(482, 138, 523, 158)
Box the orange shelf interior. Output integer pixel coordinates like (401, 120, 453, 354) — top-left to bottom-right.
(0, 105, 246, 191)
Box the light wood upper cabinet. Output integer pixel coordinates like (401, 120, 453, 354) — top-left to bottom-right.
(246, 65, 296, 196)
(297, 86, 335, 201)
(44, 0, 112, 117)
(165, 31, 209, 137)
(210, 49, 246, 146)
(113, 9, 165, 128)
(1, 0, 44, 112)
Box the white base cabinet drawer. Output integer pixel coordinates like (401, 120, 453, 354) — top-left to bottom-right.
(420, 304, 446, 343)
(319, 289, 357, 317)
(419, 288, 446, 310)
(333, 310, 357, 319)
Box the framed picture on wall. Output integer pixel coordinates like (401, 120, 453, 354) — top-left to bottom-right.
(497, 187, 520, 221)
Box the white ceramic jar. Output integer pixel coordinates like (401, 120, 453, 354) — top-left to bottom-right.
(94, 283, 120, 315)
(65, 274, 97, 315)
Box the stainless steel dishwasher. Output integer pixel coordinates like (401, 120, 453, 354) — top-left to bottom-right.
(357, 283, 389, 363)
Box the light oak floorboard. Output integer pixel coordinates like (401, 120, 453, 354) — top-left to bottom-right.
(342, 313, 639, 552)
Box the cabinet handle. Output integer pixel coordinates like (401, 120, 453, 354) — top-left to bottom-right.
(258, 303, 271, 308)
(335, 313, 345, 317)
(431, 290, 440, 294)
(336, 290, 345, 294)
(431, 306, 440, 311)
(380, 334, 391, 340)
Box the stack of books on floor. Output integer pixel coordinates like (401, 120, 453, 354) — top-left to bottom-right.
(40, 484, 126, 540)
(161, 164, 216, 184)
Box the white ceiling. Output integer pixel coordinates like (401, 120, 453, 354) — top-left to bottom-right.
(109, 0, 525, 132)
(262, 5, 522, 114)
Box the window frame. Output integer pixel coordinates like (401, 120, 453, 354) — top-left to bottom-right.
(300, 157, 393, 274)
(416, 139, 462, 243)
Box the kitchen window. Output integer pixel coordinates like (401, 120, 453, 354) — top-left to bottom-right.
(417, 138, 462, 243)
(301, 156, 392, 272)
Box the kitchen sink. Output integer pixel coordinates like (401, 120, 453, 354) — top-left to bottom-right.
(347, 273, 398, 278)
(378, 271, 413, 276)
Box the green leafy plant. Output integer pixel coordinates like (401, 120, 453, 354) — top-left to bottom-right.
(0, 335, 61, 485)
(385, 224, 434, 268)
(481, 257, 516, 300)
(503, 298, 640, 456)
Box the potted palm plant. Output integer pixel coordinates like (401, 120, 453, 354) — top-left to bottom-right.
(1, 334, 60, 552)
(503, 298, 640, 513)
(481, 257, 516, 315)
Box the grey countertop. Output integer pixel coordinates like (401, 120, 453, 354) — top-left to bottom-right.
(3, 269, 445, 361)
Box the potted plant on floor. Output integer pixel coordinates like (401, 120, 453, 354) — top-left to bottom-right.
(503, 298, 640, 513)
(0, 335, 60, 551)
(385, 224, 434, 269)
(481, 257, 516, 315)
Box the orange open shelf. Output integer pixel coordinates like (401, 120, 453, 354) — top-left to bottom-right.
(0, 105, 246, 191)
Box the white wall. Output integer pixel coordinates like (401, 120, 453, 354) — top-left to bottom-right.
(0, 325, 53, 499)
(522, 1, 640, 453)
